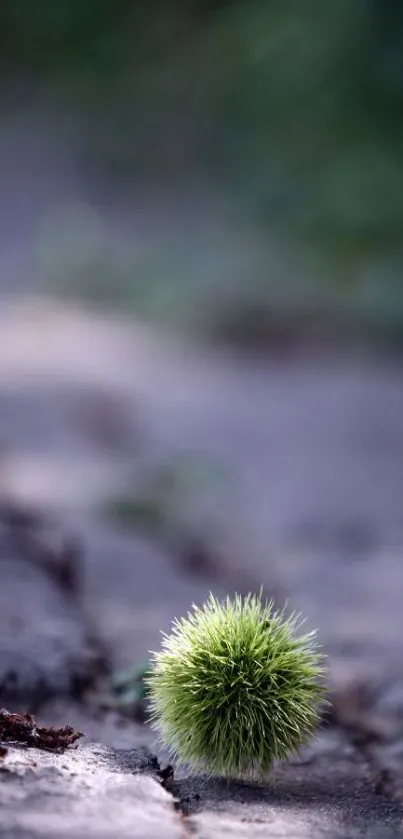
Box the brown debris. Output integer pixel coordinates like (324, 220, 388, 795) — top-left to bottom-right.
(0, 745, 8, 759)
(0, 709, 83, 752)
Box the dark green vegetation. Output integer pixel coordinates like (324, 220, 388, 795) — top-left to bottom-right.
(147, 593, 326, 777)
(3, 1, 403, 340)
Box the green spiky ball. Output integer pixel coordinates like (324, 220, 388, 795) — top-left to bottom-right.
(147, 593, 326, 778)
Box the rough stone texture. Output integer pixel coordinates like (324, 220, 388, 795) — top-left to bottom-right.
(0, 732, 402, 839)
(0, 743, 181, 839)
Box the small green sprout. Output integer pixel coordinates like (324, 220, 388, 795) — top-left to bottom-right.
(147, 593, 326, 778)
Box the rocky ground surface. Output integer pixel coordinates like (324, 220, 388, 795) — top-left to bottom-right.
(1, 296, 403, 836)
(1, 732, 402, 839)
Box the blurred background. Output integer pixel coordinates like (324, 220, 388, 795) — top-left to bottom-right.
(1, 0, 403, 338)
(1, 0, 403, 734)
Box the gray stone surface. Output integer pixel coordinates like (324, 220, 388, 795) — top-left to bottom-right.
(0, 742, 181, 839)
(0, 732, 402, 838)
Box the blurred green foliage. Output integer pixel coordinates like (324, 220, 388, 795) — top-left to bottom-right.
(2, 1, 403, 329)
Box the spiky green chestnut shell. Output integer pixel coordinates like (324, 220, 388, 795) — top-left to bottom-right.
(147, 593, 326, 778)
